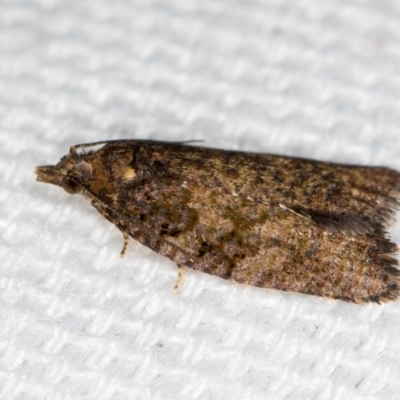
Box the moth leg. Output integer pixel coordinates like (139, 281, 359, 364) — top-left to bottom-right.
(173, 265, 185, 293)
(120, 232, 130, 258)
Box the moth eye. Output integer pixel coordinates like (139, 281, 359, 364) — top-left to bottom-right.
(61, 176, 80, 194)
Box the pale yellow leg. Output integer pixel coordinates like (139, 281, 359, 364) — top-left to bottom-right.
(173, 265, 185, 292)
(120, 232, 130, 257)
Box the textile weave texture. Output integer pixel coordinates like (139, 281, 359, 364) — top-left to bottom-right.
(1, 1, 400, 399)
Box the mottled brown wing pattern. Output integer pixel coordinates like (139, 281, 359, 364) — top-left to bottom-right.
(35, 140, 400, 303)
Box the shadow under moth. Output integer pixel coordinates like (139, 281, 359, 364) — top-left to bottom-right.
(35, 140, 400, 304)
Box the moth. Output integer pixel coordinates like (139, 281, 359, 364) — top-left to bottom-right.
(35, 140, 400, 303)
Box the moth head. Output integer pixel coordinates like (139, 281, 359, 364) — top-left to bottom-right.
(35, 165, 81, 194)
(35, 152, 93, 195)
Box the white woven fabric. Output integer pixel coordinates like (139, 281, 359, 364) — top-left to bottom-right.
(1, 0, 400, 399)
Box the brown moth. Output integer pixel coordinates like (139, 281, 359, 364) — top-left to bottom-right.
(35, 140, 400, 303)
